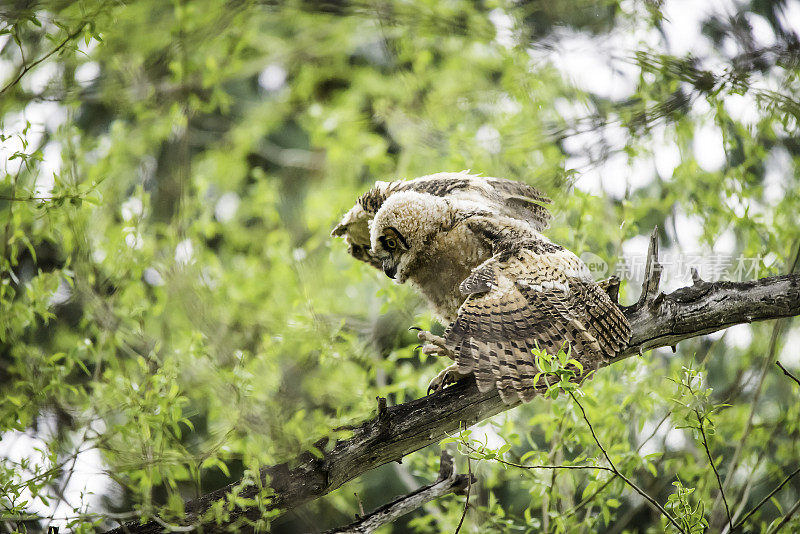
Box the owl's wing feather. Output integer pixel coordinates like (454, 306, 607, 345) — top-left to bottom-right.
(444, 246, 631, 404)
(483, 176, 552, 231)
(459, 261, 496, 295)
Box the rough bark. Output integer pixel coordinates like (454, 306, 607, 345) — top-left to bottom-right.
(321, 450, 473, 534)
(105, 232, 800, 533)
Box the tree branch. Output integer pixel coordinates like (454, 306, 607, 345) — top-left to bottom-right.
(453, 456, 470, 534)
(776, 360, 800, 388)
(0, 23, 88, 97)
(695, 409, 732, 530)
(105, 230, 800, 533)
(767, 496, 800, 534)
(321, 450, 473, 534)
(730, 465, 800, 531)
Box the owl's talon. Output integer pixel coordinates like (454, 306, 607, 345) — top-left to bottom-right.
(427, 365, 460, 395)
(416, 330, 455, 359)
(421, 343, 444, 356)
(408, 326, 422, 332)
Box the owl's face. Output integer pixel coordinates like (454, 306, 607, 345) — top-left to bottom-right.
(373, 226, 411, 280)
(370, 191, 450, 283)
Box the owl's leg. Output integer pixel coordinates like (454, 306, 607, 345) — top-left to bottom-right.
(412, 329, 455, 359)
(427, 364, 466, 395)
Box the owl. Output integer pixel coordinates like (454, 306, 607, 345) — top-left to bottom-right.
(333, 173, 631, 404)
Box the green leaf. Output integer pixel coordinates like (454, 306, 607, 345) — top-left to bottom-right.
(770, 496, 783, 514)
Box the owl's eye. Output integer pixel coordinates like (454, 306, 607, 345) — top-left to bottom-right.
(380, 227, 408, 251)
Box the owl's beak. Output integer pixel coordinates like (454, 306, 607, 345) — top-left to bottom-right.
(331, 222, 347, 237)
(382, 260, 397, 279)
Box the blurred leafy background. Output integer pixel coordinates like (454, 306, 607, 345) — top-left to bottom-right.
(1, 0, 799, 532)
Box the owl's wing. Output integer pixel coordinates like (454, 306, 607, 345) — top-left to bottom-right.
(398, 174, 552, 230)
(331, 172, 551, 268)
(444, 246, 631, 404)
(480, 176, 552, 231)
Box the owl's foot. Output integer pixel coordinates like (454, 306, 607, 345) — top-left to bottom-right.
(427, 364, 463, 395)
(411, 328, 455, 359)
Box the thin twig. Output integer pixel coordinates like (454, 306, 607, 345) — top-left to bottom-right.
(717, 318, 784, 497)
(569, 392, 686, 534)
(723, 426, 782, 534)
(635, 411, 672, 453)
(767, 496, 800, 534)
(0, 23, 88, 96)
(9, 441, 99, 495)
(149, 514, 197, 532)
(459, 440, 614, 474)
(726, 457, 765, 530)
(695, 409, 732, 530)
(731, 465, 800, 530)
(603, 479, 677, 534)
(775, 361, 800, 388)
(0, 194, 86, 202)
(543, 412, 568, 534)
(454, 456, 471, 534)
(565, 476, 618, 518)
(460, 437, 621, 528)
(354, 493, 365, 518)
(2, 168, 21, 268)
(47, 427, 92, 525)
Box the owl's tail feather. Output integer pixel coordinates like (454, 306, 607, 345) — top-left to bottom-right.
(455, 337, 495, 394)
(491, 344, 523, 404)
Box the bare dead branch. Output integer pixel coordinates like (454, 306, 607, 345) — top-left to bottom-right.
(322, 451, 473, 534)
(618, 272, 799, 359)
(776, 361, 800, 388)
(636, 226, 663, 309)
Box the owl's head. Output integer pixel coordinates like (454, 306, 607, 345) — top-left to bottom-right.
(370, 191, 451, 282)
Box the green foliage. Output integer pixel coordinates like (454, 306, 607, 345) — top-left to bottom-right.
(532, 345, 585, 400)
(1, 0, 799, 532)
(665, 479, 708, 534)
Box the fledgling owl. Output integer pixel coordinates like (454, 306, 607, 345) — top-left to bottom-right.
(333, 172, 631, 404)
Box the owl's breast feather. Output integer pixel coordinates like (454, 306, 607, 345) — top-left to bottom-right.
(409, 225, 493, 322)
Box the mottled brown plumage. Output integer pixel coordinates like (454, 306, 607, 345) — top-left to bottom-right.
(446, 245, 630, 403)
(333, 173, 631, 404)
